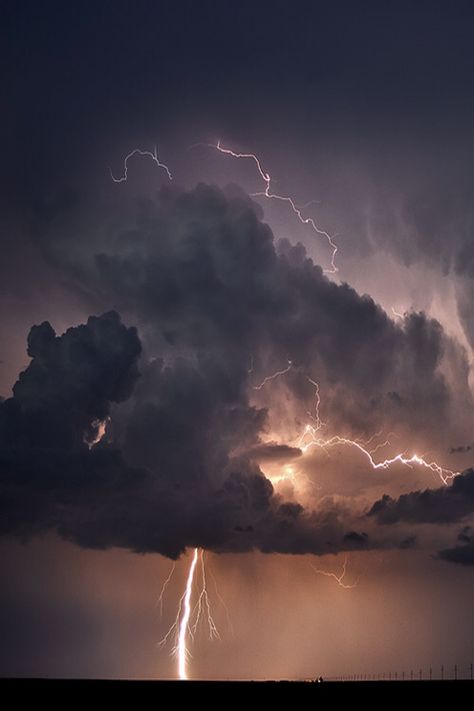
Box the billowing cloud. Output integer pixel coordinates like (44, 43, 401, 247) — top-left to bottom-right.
(0, 185, 472, 560)
(34, 183, 472, 445)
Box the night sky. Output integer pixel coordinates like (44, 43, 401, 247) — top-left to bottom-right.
(2, 1, 474, 680)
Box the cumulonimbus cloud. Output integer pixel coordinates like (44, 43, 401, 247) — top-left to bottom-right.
(0, 184, 472, 560)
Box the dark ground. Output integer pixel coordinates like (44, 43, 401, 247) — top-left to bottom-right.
(1, 678, 472, 702)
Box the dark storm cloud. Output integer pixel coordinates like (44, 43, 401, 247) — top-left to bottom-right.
(438, 542, 474, 565)
(0, 314, 368, 559)
(356, 148, 474, 352)
(33, 182, 468, 443)
(0, 184, 471, 559)
(368, 468, 474, 525)
(245, 443, 302, 462)
(450, 443, 473, 455)
(438, 527, 474, 565)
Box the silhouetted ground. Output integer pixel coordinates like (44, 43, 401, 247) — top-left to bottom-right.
(1, 678, 472, 702)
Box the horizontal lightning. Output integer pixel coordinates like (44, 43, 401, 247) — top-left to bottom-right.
(298, 429, 459, 485)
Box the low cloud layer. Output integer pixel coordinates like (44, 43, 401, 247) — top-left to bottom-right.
(368, 469, 474, 526)
(438, 527, 474, 565)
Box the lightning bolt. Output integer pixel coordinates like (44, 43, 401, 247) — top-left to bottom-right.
(159, 547, 222, 680)
(311, 555, 358, 589)
(112, 140, 337, 270)
(84, 417, 109, 450)
(252, 359, 293, 390)
(297, 430, 459, 485)
(253, 363, 456, 485)
(306, 377, 325, 431)
(157, 561, 176, 618)
(391, 306, 405, 319)
(212, 140, 339, 274)
(178, 548, 199, 680)
(190, 550, 220, 641)
(110, 146, 173, 183)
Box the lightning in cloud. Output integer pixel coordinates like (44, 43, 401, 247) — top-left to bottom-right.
(297, 429, 459, 485)
(306, 377, 325, 431)
(311, 555, 358, 589)
(212, 140, 339, 274)
(110, 146, 173, 183)
(252, 361, 456, 485)
(112, 140, 337, 271)
(251, 363, 458, 485)
(252, 359, 293, 390)
(84, 417, 109, 450)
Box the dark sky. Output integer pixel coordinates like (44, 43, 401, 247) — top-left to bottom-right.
(1, 1, 474, 680)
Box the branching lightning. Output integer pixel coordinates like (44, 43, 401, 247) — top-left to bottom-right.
(212, 140, 339, 274)
(311, 555, 358, 589)
(157, 561, 176, 618)
(297, 429, 459, 485)
(190, 551, 220, 641)
(110, 146, 173, 183)
(159, 547, 223, 680)
(251, 360, 458, 485)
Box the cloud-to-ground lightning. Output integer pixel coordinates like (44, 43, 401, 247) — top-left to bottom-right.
(110, 146, 173, 183)
(311, 555, 358, 589)
(178, 548, 199, 680)
(159, 548, 223, 680)
(212, 140, 339, 274)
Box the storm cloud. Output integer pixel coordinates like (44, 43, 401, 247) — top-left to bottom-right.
(438, 527, 474, 566)
(33, 183, 472, 444)
(368, 468, 474, 525)
(0, 184, 471, 559)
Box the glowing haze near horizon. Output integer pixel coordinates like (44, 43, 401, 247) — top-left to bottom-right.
(1, 1, 474, 680)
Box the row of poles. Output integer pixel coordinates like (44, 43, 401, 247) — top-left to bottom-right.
(330, 663, 473, 681)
